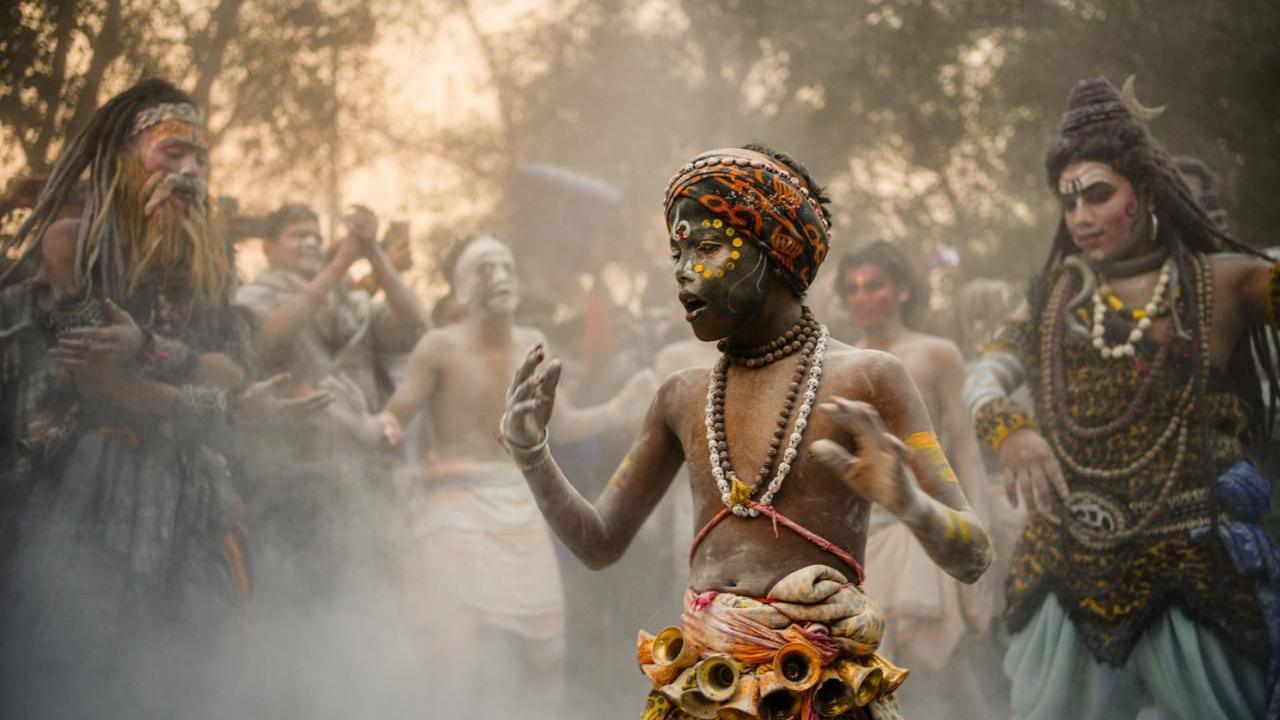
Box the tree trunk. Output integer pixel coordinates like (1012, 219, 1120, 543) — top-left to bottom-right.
(27, 0, 77, 173)
(65, 0, 123, 140)
(190, 0, 244, 112)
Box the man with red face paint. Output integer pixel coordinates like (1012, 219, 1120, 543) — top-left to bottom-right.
(500, 144, 993, 719)
(365, 233, 656, 716)
(967, 77, 1280, 720)
(837, 240, 1002, 719)
(0, 79, 327, 719)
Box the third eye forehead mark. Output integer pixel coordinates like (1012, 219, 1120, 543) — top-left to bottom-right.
(1059, 181, 1115, 207)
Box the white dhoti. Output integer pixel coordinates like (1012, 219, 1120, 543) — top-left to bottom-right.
(404, 466, 565, 641)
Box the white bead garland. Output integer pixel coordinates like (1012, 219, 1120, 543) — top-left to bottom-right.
(706, 327, 829, 517)
(1090, 258, 1172, 360)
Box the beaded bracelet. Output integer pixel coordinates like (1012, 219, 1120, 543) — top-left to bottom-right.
(173, 384, 229, 427)
(974, 396, 1037, 452)
(142, 331, 198, 380)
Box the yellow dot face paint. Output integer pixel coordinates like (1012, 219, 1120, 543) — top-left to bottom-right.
(732, 238, 743, 248)
(730, 250, 741, 260)
(693, 264, 704, 273)
(701, 220, 711, 228)
(715, 269, 725, 278)
(703, 270, 713, 279)
(712, 219, 723, 228)
(726, 228, 735, 237)
(726, 263, 736, 271)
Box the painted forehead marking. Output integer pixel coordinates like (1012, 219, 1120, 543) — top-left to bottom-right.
(1058, 162, 1124, 197)
(671, 206, 689, 242)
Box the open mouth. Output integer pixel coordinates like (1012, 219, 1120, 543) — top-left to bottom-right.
(678, 290, 707, 321)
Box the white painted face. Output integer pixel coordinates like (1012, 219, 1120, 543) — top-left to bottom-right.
(455, 235, 519, 316)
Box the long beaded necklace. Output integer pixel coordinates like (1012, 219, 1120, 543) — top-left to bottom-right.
(1040, 254, 1213, 547)
(705, 308, 829, 517)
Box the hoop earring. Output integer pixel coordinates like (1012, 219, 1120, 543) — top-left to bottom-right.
(1149, 210, 1159, 244)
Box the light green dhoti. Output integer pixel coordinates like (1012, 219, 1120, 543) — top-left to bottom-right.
(1005, 595, 1266, 720)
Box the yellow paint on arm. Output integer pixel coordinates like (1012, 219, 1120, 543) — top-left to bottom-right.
(905, 430, 958, 484)
(607, 453, 632, 489)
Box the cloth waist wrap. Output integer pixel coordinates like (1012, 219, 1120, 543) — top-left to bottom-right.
(636, 565, 907, 720)
(404, 467, 564, 639)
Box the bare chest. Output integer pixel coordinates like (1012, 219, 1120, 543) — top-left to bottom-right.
(431, 344, 520, 435)
(669, 362, 871, 594)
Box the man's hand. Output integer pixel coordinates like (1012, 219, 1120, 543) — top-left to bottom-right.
(501, 342, 560, 449)
(342, 204, 379, 257)
(809, 398, 919, 518)
(237, 373, 334, 427)
(329, 234, 363, 274)
(50, 300, 145, 370)
(375, 410, 404, 448)
(996, 427, 1067, 519)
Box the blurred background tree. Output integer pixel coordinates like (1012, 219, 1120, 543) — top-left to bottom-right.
(2, 0, 1277, 300)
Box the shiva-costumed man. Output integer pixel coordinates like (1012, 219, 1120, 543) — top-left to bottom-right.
(501, 143, 993, 719)
(965, 77, 1280, 720)
(0, 78, 328, 719)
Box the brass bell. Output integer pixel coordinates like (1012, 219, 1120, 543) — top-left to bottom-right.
(773, 641, 823, 692)
(755, 669, 802, 720)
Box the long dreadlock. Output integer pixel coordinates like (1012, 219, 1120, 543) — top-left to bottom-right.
(1, 78, 231, 307)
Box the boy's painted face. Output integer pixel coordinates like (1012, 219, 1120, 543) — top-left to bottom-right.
(1058, 160, 1149, 263)
(668, 198, 770, 342)
(842, 263, 901, 328)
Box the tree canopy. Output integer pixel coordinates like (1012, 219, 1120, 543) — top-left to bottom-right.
(3, 0, 1276, 294)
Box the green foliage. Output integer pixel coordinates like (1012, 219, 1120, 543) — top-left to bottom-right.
(0, 0, 380, 198)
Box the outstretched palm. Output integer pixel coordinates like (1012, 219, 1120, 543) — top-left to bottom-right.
(502, 342, 562, 448)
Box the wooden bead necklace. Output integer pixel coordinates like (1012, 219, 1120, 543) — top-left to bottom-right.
(706, 309, 829, 517)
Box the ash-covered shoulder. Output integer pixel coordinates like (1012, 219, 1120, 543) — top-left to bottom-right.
(656, 364, 714, 410)
(820, 341, 915, 400)
(913, 332, 967, 366)
(408, 320, 470, 360)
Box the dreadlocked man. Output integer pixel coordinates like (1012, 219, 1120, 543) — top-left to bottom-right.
(0, 78, 316, 718)
(966, 77, 1280, 720)
(501, 144, 992, 719)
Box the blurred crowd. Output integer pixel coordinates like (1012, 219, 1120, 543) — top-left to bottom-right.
(1, 76, 1276, 720)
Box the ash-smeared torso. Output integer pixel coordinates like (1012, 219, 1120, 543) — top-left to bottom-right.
(666, 341, 883, 597)
(424, 323, 546, 470)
